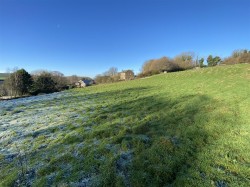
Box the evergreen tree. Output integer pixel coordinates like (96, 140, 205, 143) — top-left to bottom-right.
(199, 58, 204, 67)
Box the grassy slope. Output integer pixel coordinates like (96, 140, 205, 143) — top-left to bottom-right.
(0, 73, 9, 80)
(0, 64, 249, 186)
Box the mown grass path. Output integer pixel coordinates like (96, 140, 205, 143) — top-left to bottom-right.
(0, 64, 249, 186)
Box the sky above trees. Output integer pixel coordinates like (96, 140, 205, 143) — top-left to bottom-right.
(0, 0, 250, 77)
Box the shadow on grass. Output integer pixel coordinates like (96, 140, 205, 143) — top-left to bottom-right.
(0, 87, 237, 186)
(88, 91, 215, 186)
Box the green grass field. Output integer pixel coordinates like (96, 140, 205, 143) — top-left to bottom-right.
(0, 64, 249, 186)
(0, 73, 9, 80)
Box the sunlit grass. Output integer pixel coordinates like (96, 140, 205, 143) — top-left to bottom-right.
(0, 64, 249, 186)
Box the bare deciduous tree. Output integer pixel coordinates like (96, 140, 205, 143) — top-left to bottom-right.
(104, 67, 118, 77)
(223, 49, 250, 65)
(173, 52, 195, 70)
(67, 75, 80, 85)
(141, 56, 179, 76)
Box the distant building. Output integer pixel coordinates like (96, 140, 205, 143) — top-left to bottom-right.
(119, 70, 135, 80)
(75, 79, 94, 88)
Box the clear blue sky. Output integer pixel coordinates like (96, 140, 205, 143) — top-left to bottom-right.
(0, 0, 250, 77)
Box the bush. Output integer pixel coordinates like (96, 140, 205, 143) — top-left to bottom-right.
(50, 71, 68, 91)
(140, 53, 195, 77)
(0, 84, 8, 96)
(173, 52, 196, 70)
(32, 72, 57, 94)
(140, 57, 180, 77)
(223, 49, 250, 65)
(1, 69, 33, 97)
(207, 55, 221, 66)
(95, 75, 112, 84)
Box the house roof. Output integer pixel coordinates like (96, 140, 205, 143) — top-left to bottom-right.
(79, 79, 93, 84)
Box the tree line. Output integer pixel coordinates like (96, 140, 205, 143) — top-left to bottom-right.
(95, 48, 250, 82)
(0, 69, 92, 98)
(94, 67, 120, 84)
(1, 49, 249, 97)
(94, 67, 135, 84)
(138, 49, 250, 77)
(223, 49, 250, 65)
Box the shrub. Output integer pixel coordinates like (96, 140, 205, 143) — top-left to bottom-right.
(173, 52, 196, 70)
(140, 52, 197, 78)
(32, 72, 57, 94)
(223, 49, 250, 65)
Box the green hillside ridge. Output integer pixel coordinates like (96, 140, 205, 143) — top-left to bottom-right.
(0, 64, 249, 186)
(0, 73, 9, 80)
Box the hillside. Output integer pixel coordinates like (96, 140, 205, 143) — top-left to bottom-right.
(0, 73, 9, 80)
(0, 64, 249, 186)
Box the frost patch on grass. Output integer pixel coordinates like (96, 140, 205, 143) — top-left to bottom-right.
(70, 175, 96, 187)
(116, 151, 133, 186)
(0, 89, 96, 186)
(0, 91, 70, 110)
(0, 91, 94, 156)
(46, 172, 57, 186)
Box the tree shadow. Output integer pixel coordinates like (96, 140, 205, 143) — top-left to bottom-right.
(0, 86, 238, 186)
(90, 91, 215, 186)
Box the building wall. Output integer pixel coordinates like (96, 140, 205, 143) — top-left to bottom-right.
(75, 81, 86, 88)
(120, 73, 126, 80)
(80, 81, 87, 87)
(120, 71, 134, 80)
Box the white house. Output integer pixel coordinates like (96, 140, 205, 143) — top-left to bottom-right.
(75, 79, 94, 88)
